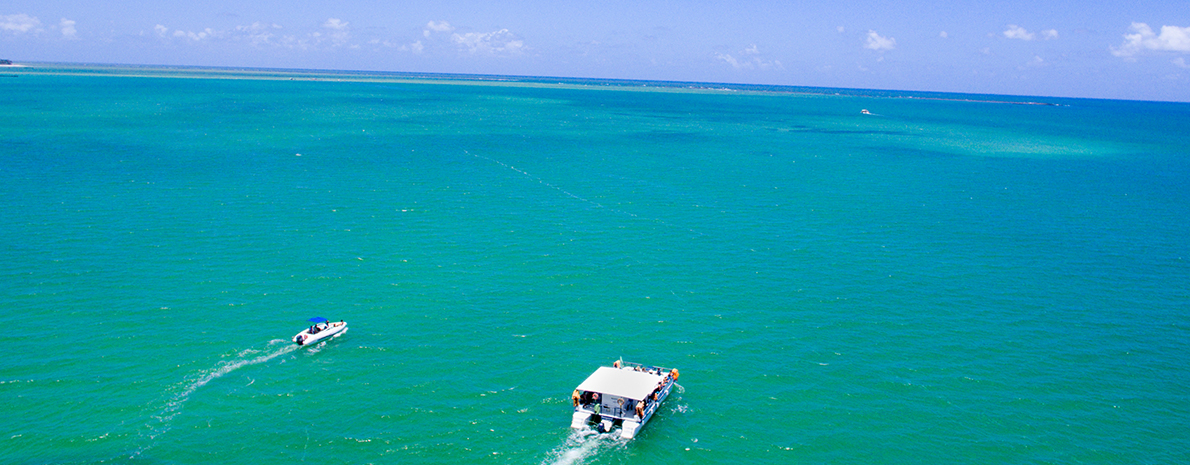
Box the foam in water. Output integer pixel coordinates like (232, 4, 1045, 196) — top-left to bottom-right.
(541, 429, 626, 465)
(131, 339, 300, 457)
(301, 329, 346, 355)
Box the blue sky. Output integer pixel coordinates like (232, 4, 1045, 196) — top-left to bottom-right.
(3, 1, 1189, 101)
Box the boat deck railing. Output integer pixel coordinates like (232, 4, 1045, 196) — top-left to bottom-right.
(576, 386, 672, 421)
(619, 361, 675, 375)
(575, 368, 675, 422)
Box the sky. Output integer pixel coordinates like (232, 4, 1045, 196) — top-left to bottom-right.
(3, 1, 1190, 102)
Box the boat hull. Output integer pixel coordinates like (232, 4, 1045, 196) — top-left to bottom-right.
(293, 321, 347, 345)
(570, 363, 677, 439)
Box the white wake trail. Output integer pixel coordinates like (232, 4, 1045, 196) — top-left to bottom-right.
(131, 340, 299, 458)
(541, 429, 624, 465)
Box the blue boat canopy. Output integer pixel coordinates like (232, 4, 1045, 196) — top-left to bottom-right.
(307, 317, 329, 323)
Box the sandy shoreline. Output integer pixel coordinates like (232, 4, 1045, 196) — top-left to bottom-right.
(3, 61, 1065, 105)
(0, 61, 757, 96)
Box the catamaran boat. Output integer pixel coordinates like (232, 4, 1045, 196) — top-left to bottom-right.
(570, 361, 679, 440)
(293, 317, 347, 345)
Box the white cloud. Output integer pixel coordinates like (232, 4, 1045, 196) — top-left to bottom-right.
(1004, 25, 1058, 41)
(451, 29, 524, 55)
(321, 18, 350, 45)
(1, 13, 40, 33)
(865, 30, 895, 51)
(1004, 25, 1034, 40)
(59, 18, 76, 38)
(398, 40, 424, 53)
(425, 21, 454, 38)
(1111, 22, 1190, 57)
(236, 22, 282, 46)
(716, 53, 742, 68)
(1028, 55, 1045, 67)
(717, 45, 782, 70)
(156, 24, 216, 41)
(371, 39, 405, 49)
(173, 28, 218, 41)
(154, 22, 308, 48)
(239, 22, 281, 32)
(837, 26, 845, 33)
(940, 31, 948, 38)
(1173, 57, 1189, 68)
(426, 21, 454, 33)
(323, 18, 348, 30)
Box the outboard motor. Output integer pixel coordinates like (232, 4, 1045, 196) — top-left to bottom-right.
(296, 335, 305, 345)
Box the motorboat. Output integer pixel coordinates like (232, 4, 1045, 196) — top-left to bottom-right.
(570, 360, 679, 439)
(293, 317, 347, 345)
(861, 109, 872, 115)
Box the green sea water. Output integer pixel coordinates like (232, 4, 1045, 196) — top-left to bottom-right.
(2, 65, 1189, 464)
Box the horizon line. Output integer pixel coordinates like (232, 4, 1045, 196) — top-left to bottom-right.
(7, 60, 1180, 105)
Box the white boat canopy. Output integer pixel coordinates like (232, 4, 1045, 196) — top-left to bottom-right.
(576, 367, 663, 401)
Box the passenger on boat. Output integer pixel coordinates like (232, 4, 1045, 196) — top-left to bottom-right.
(635, 400, 645, 419)
(572, 390, 581, 407)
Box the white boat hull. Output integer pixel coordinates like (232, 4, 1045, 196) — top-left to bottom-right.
(620, 420, 641, 439)
(293, 321, 347, 345)
(571, 411, 591, 429)
(570, 362, 678, 440)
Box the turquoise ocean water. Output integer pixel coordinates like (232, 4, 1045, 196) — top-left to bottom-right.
(2, 65, 1188, 464)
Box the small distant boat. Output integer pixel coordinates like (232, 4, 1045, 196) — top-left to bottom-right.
(293, 317, 347, 345)
(570, 360, 679, 439)
(861, 109, 872, 115)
